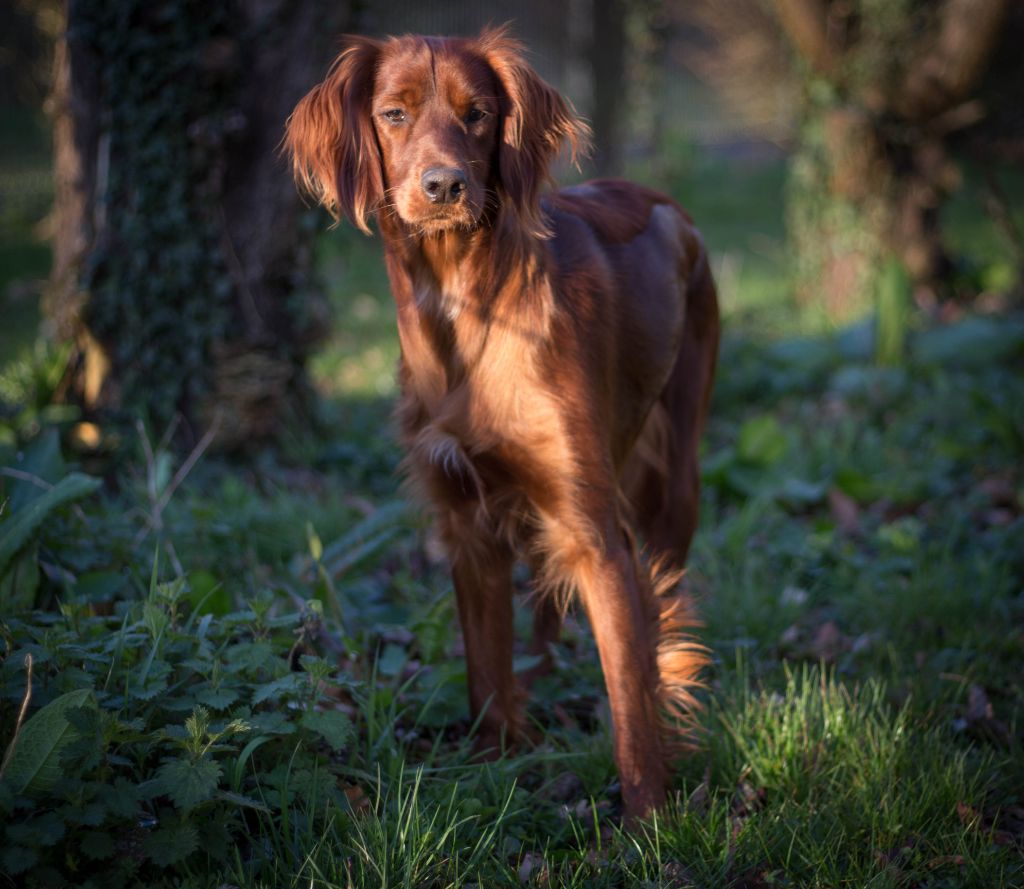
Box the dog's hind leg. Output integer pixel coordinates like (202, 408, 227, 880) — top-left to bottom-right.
(625, 257, 719, 568)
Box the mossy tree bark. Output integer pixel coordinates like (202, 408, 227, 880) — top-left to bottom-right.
(774, 0, 1009, 317)
(48, 0, 350, 448)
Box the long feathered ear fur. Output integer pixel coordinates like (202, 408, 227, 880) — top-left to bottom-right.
(477, 26, 592, 237)
(285, 37, 383, 234)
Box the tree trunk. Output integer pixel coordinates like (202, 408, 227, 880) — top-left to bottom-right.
(775, 0, 1009, 316)
(47, 0, 349, 448)
(590, 0, 627, 176)
(788, 100, 960, 318)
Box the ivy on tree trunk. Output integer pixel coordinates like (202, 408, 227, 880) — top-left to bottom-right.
(48, 0, 348, 447)
(774, 0, 1010, 317)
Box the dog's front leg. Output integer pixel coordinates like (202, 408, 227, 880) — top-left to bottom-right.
(439, 510, 520, 754)
(543, 520, 667, 821)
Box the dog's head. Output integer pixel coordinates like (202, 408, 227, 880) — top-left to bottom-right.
(285, 27, 589, 237)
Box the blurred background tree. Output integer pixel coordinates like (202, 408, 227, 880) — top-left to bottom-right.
(776, 0, 1010, 316)
(682, 0, 1013, 321)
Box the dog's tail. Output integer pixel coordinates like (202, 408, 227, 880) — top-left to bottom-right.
(642, 556, 708, 754)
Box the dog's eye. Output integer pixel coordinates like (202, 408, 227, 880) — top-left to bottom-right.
(382, 109, 406, 124)
(464, 107, 486, 124)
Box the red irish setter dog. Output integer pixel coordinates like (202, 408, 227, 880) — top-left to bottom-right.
(286, 27, 719, 820)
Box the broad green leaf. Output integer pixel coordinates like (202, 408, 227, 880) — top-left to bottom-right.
(0, 845, 37, 875)
(196, 686, 239, 710)
(251, 672, 307, 704)
(196, 818, 232, 862)
(154, 757, 222, 811)
(5, 811, 65, 846)
(736, 415, 788, 466)
(97, 776, 141, 818)
(0, 544, 40, 612)
(246, 712, 295, 735)
(142, 821, 199, 867)
(301, 709, 352, 751)
(7, 428, 64, 513)
(64, 799, 106, 826)
(0, 473, 101, 578)
(1, 688, 96, 795)
(834, 466, 881, 504)
(774, 477, 828, 508)
(914, 315, 1024, 369)
(377, 642, 407, 677)
(224, 641, 275, 673)
(74, 570, 128, 603)
(186, 569, 230, 616)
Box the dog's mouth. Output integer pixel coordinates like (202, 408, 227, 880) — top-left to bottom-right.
(413, 209, 481, 234)
(394, 182, 486, 234)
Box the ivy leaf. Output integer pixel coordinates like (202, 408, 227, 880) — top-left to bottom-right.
(301, 709, 352, 752)
(154, 757, 222, 811)
(0, 688, 96, 795)
(142, 821, 199, 867)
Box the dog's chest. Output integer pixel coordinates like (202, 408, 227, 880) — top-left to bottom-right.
(404, 350, 571, 513)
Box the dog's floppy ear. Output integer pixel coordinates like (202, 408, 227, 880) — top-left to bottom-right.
(478, 26, 591, 237)
(285, 37, 383, 234)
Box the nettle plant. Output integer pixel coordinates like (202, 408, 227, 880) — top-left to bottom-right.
(0, 576, 358, 885)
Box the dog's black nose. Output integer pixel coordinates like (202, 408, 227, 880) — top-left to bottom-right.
(421, 168, 467, 204)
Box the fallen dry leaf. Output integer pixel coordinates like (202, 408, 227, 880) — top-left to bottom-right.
(810, 620, 847, 663)
(543, 771, 584, 803)
(956, 684, 1012, 746)
(965, 684, 994, 723)
(977, 475, 1019, 509)
(343, 783, 370, 813)
(779, 623, 801, 646)
(518, 851, 547, 884)
(828, 487, 861, 534)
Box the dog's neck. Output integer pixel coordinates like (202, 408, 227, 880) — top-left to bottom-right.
(379, 209, 543, 316)
(377, 208, 554, 381)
